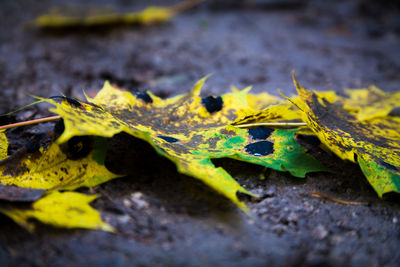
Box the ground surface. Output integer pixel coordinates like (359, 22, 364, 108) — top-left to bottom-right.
(0, 0, 400, 266)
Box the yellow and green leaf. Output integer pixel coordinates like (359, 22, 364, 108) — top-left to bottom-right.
(292, 76, 400, 197)
(44, 79, 326, 212)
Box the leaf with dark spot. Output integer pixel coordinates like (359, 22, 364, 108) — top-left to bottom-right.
(248, 127, 274, 140)
(157, 135, 179, 143)
(0, 134, 119, 190)
(245, 141, 274, 156)
(135, 91, 153, 103)
(292, 76, 400, 197)
(202, 96, 223, 113)
(42, 78, 326, 212)
(49, 96, 82, 107)
(380, 161, 398, 172)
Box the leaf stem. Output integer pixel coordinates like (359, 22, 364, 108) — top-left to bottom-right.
(0, 115, 61, 130)
(234, 122, 307, 128)
(310, 191, 368, 206)
(168, 0, 205, 14)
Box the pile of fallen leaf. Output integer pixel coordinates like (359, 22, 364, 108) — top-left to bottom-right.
(0, 75, 399, 232)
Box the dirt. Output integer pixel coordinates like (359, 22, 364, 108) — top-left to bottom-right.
(0, 0, 400, 266)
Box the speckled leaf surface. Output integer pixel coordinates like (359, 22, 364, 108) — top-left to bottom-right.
(292, 77, 400, 197)
(0, 130, 8, 160)
(46, 78, 326, 212)
(0, 191, 113, 232)
(343, 86, 400, 121)
(0, 136, 120, 190)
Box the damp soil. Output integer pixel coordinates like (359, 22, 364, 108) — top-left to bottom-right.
(1, 0, 400, 266)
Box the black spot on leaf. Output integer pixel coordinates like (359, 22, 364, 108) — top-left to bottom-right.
(135, 90, 153, 103)
(60, 136, 93, 160)
(248, 127, 274, 140)
(49, 96, 81, 107)
(380, 161, 398, 172)
(202, 96, 223, 113)
(158, 135, 179, 143)
(245, 141, 274, 156)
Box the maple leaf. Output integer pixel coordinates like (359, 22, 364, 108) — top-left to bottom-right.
(42, 78, 326, 212)
(0, 135, 120, 190)
(0, 191, 113, 232)
(291, 76, 400, 197)
(31, 0, 203, 28)
(342, 86, 400, 121)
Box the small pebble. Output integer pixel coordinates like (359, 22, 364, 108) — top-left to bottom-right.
(130, 192, 149, 209)
(123, 199, 131, 208)
(313, 224, 328, 240)
(287, 211, 299, 223)
(117, 214, 131, 224)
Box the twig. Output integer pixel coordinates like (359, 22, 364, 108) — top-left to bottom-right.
(311, 191, 368, 206)
(168, 0, 205, 14)
(0, 115, 61, 130)
(235, 122, 307, 128)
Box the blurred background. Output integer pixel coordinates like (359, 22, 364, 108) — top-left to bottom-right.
(1, 0, 399, 108)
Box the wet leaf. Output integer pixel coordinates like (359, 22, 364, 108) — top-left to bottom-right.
(45, 78, 326, 212)
(343, 86, 400, 121)
(231, 104, 301, 126)
(0, 136, 120, 190)
(0, 191, 113, 232)
(292, 76, 400, 197)
(0, 130, 8, 160)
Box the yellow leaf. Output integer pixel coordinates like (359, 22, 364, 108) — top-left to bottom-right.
(246, 91, 283, 110)
(32, 6, 174, 28)
(0, 136, 120, 190)
(0, 191, 113, 232)
(231, 104, 302, 126)
(292, 76, 400, 197)
(0, 130, 8, 160)
(31, 0, 206, 28)
(343, 86, 400, 121)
